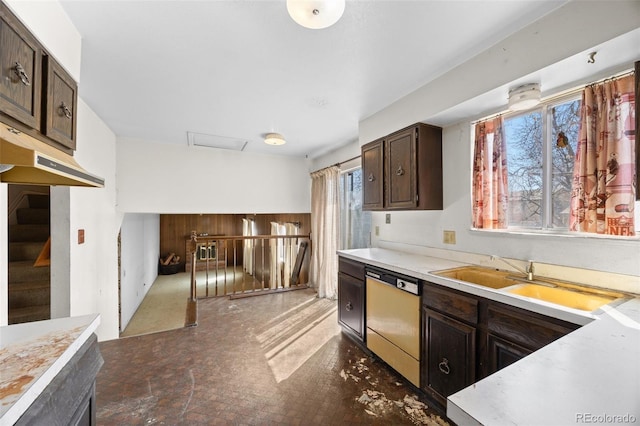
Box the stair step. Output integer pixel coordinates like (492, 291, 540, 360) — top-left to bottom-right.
(17, 208, 50, 225)
(27, 194, 50, 209)
(9, 280, 50, 308)
(9, 241, 45, 262)
(9, 306, 50, 325)
(8, 224, 50, 242)
(8, 261, 50, 283)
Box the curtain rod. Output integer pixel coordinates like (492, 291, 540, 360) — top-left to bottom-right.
(310, 154, 362, 175)
(472, 67, 635, 125)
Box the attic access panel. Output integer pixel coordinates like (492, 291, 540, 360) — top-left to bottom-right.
(186, 131, 248, 151)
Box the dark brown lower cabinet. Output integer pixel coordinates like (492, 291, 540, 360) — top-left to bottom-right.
(487, 333, 532, 373)
(338, 271, 364, 340)
(423, 307, 476, 406)
(421, 281, 582, 411)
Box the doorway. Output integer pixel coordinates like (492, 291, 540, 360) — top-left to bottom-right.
(7, 184, 51, 324)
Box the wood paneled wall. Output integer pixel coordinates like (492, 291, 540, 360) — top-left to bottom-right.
(160, 213, 311, 272)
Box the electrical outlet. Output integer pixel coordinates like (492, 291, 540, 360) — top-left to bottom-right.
(385, 214, 391, 224)
(375, 226, 380, 236)
(443, 230, 456, 244)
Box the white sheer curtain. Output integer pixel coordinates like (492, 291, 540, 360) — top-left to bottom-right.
(242, 218, 255, 275)
(310, 165, 340, 299)
(270, 222, 283, 289)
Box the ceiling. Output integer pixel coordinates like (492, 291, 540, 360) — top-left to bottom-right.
(59, 0, 575, 158)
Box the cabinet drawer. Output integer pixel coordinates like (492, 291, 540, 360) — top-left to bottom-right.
(423, 283, 478, 324)
(0, 3, 41, 130)
(338, 257, 364, 279)
(487, 303, 579, 351)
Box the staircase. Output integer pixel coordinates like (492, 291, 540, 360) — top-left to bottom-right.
(8, 193, 51, 324)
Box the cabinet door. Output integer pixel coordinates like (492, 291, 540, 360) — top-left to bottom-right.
(0, 3, 41, 130)
(487, 333, 532, 375)
(423, 308, 476, 406)
(338, 272, 364, 339)
(385, 127, 417, 209)
(362, 139, 384, 210)
(43, 56, 77, 150)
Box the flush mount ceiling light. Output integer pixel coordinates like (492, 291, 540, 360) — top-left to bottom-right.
(508, 83, 541, 111)
(287, 0, 345, 29)
(264, 133, 286, 146)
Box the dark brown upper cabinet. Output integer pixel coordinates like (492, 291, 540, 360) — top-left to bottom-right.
(362, 138, 384, 210)
(43, 55, 77, 150)
(362, 123, 442, 211)
(0, 2, 78, 154)
(0, 2, 42, 130)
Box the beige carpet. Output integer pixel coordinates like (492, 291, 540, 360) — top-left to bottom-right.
(120, 267, 293, 338)
(120, 272, 191, 337)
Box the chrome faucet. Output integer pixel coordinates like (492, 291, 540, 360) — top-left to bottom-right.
(490, 255, 534, 281)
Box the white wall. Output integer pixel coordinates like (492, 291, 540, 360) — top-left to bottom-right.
(120, 213, 159, 331)
(117, 138, 311, 214)
(5, 1, 121, 340)
(68, 99, 120, 340)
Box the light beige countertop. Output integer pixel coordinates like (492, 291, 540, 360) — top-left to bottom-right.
(0, 314, 100, 426)
(338, 248, 640, 425)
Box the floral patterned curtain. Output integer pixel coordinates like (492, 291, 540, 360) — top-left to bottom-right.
(472, 116, 509, 229)
(569, 74, 636, 236)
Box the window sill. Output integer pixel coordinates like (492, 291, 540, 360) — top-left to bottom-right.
(470, 227, 640, 243)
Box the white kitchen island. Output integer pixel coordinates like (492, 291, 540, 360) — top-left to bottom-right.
(0, 314, 103, 426)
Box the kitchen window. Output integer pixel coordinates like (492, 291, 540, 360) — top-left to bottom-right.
(473, 70, 637, 238)
(503, 96, 581, 230)
(339, 167, 371, 249)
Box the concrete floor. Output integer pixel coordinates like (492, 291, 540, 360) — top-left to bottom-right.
(98, 289, 450, 425)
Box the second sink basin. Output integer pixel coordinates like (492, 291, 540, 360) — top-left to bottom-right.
(433, 266, 519, 289)
(507, 284, 623, 312)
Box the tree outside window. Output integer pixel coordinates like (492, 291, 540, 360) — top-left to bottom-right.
(503, 98, 581, 230)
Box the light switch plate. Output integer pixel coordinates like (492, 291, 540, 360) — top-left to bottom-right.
(375, 226, 380, 236)
(443, 230, 456, 244)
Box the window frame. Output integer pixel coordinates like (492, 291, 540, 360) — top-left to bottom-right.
(339, 165, 371, 250)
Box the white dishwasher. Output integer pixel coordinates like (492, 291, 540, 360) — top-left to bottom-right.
(365, 267, 421, 387)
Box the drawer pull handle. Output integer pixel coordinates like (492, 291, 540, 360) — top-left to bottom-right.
(438, 358, 450, 375)
(59, 102, 72, 119)
(396, 165, 405, 176)
(13, 62, 31, 86)
(345, 302, 353, 311)
(368, 173, 375, 182)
